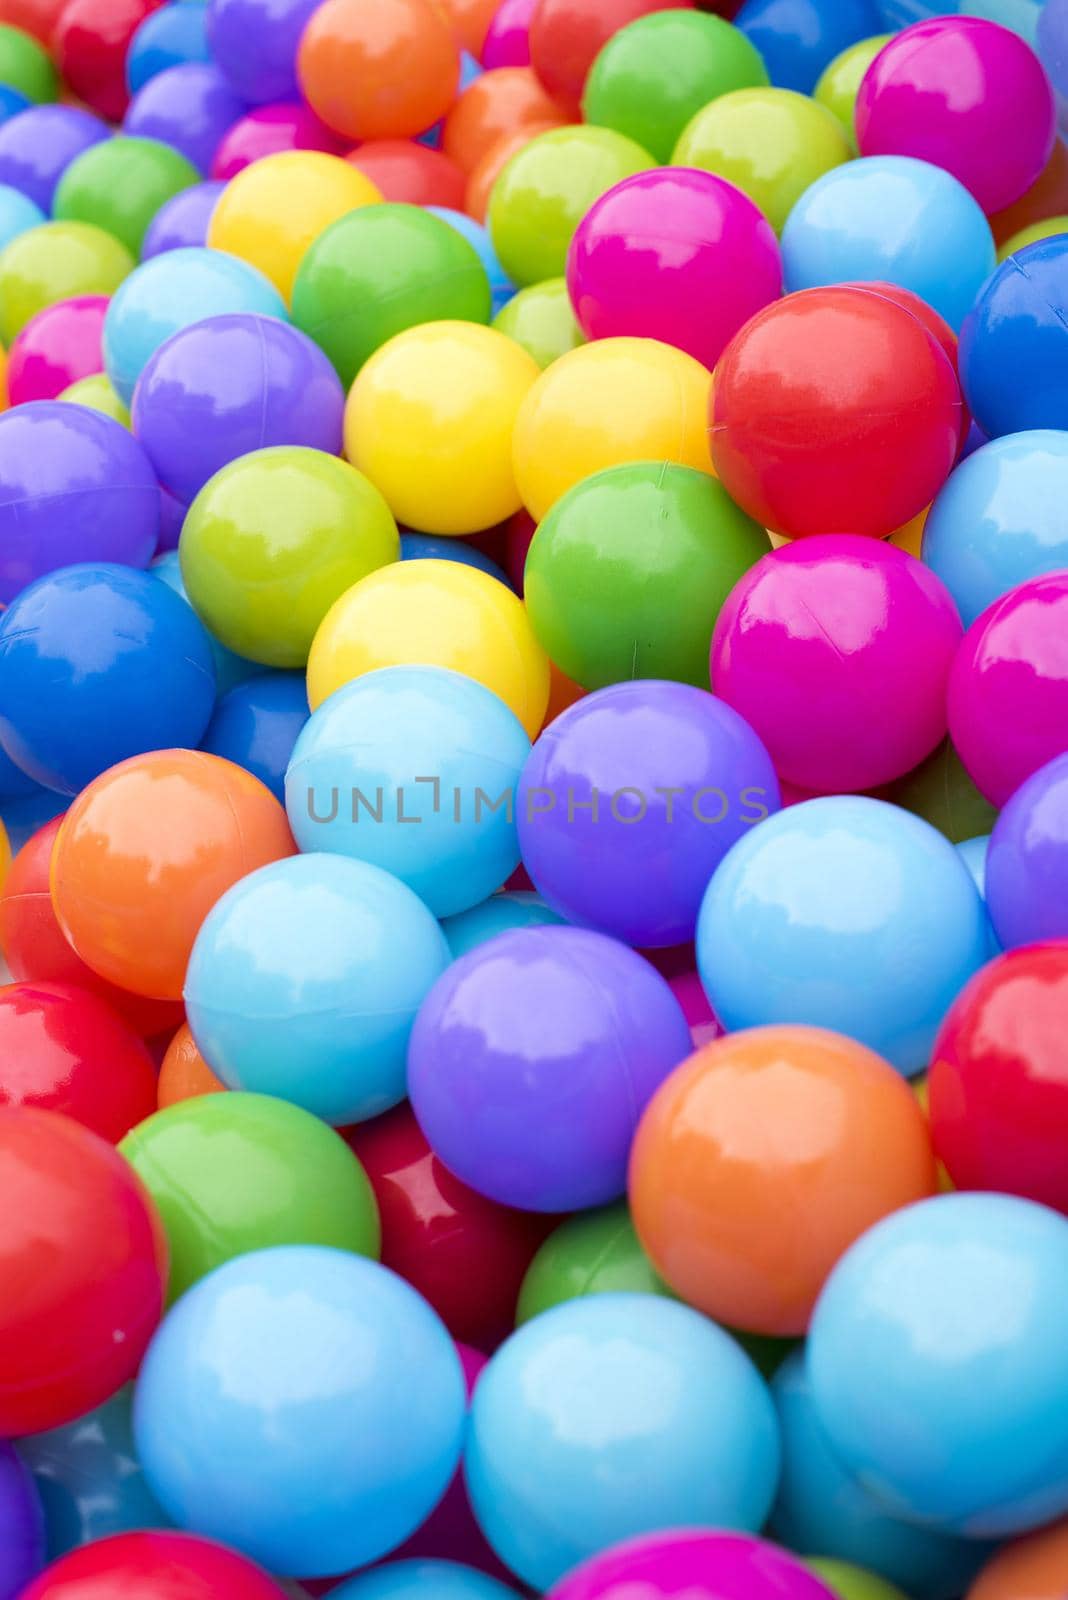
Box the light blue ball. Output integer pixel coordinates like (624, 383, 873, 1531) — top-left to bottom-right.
(441, 890, 565, 957)
(956, 834, 1000, 957)
(133, 1246, 467, 1579)
(126, 2, 212, 93)
(922, 430, 1068, 627)
(0, 182, 43, 251)
(330, 1561, 518, 1600)
(400, 532, 513, 590)
(184, 853, 448, 1125)
(696, 796, 990, 1075)
(769, 1352, 992, 1600)
(286, 666, 530, 918)
(151, 550, 260, 697)
(426, 206, 515, 316)
(808, 1192, 1068, 1538)
(104, 247, 287, 404)
(464, 1293, 781, 1592)
(781, 155, 996, 330)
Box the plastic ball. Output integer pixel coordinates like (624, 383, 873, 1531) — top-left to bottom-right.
(179, 446, 397, 667)
(140, 179, 224, 259)
(400, 531, 513, 588)
(441, 890, 563, 957)
(54, 0, 167, 122)
(123, 64, 245, 178)
(291, 205, 491, 389)
(0, 84, 30, 125)
(999, 215, 1068, 261)
(986, 753, 1068, 949)
(567, 167, 782, 369)
(0, 104, 109, 213)
(698, 796, 989, 1075)
(19, 1532, 290, 1600)
(481, 0, 535, 68)
(812, 34, 891, 146)
(345, 141, 464, 209)
(52, 749, 295, 1002)
(808, 1192, 1068, 1536)
(330, 1563, 517, 1600)
(440, 0, 498, 55)
(0, 22, 54, 103)
(856, 18, 1054, 215)
(465, 1294, 780, 1591)
(307, 560, 550, 734)
(673, 87, 852, 234)
(426, 207, 514, 318)
(200, 674, 307, 805)
(297, 0, 461, 142)
(0, 1442, 43, 1592)
(492, 276, 582, 367)
(464, 117, 567, 222)
(734, 0, 880, 93)
(206, 0, 321, 105)
(528, 0, 694, 116)
(157, 1024, 225, 1110)
(151, 547, 262, 696)
(488, 125, 653, 287)
(345, 322, 538, 535)
(0, 222, 132, 347)
(988, 136, 1068, 249)
(443, 66, 563, 173)
(7, 294, 106, 406)
(0, 1106, 166, 1435)
(516, 1202, 667, 1323)
(126, 1, 210, 92)
(211, 102, 344, 178)
(548, 1532, 838, 1600)
(960, 237, 1068, 438)
(133, 1246, 466, 1577)
(711, 284, 962, 539)
(513, 337, 713, 523)
(0, 182, 42, 254)
(967, 1519, 1068, 1600)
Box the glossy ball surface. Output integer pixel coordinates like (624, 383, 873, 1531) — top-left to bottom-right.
(18, 1531, 290, 1600)
(7, 295, 107, 406)
(297, 0, 461, 142)
(959, 237, 1068, 438)
(986, 753, 1068, 949)
(547, 1532, 838, 1600)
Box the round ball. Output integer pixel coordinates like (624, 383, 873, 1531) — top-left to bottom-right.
(19, 1532, 291, 1600)
(207, 0, 323, 105)
(297, 0, 461, 142)
(443, 65, 564, 174)
(140, 178, 224, 258)
(493, 276, 584, 368)
(123, 62, 245, 178)
(158, 1022, 225, 1109)
(528, 0, 693, 116)
(732, 0, 883, 96)
(330, 1564, 519, 1600)
(0, 1441, 41, 1598)
(441, 890, 563, 957)
(53, 0, 161, 121)
(53, 135, 199, 258)
(813, 34, 892, 147)
(7, 293, 106, 405)
(0, 220, 132, 344)
(0, 103, 109, 213)
(212, 102, 344, 178)
(58, 370, 130, 425)
(0, 182, 44, 255)
(960, 236, 1068, 437)
(201, 672, 309, 805)
(986, 753, 1068, 949)
(967, 1520, 1068, 1600)
(346, 140, 467, 209)
(516, 1202, 668, 1324)
(126, 3, 211, 93)
(547, 1532, 839, 1600)
(0, 22, 55, 102)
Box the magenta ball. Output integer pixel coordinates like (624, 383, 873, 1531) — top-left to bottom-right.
(6, 295, 107, 405)
(948, 570, 1068, 808)
(482, 0, 535, 68)
(547, 1532, 837, 1600)
(566, 169, 782, 371)
(211, 102, 345, 179)
(855, 17, 1055, 214)
(710, 535, 963, 794)
(667, 969, 722, 1049)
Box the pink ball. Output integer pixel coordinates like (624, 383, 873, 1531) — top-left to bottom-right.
(547, 1531, 838, 1600)
(566, 168, 782, 371)
(211, 101, 346, 179)
(710, 534, 963, 794)
(948, 570, 1068, 808)
(856, 17, 1055, 214)
(482, 0, 535, 68)
(7, 295, 108, 405)
(667, 970, 722, 1049)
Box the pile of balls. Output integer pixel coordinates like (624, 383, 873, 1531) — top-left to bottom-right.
(3, 0, 1068, 1595)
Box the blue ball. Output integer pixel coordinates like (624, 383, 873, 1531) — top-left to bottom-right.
(808, 1192, 1068, 1537)
(133, 1245, 467, 1578)
(769, 1351, 993, 1600)
(986, 750, 1068, 948)
(465, 1293, 781, 1592)
(781, 156, 995, 331)
(103, 246, 288, 405)
(1039, 0, 1068, 96)
(201, 673, 308, 803)
(441, 890, 565, 957)
(151, 550, 260, 697)
(400, 532, 513, 589)
(0, 87, 30, 126)
(426, 207, 515, 316)
(955, 834, 999, 958)
(184, 853, 449, 1124)
(0, 740, 39, 798)
(0, 563, 216, 796)
(696, 796, 990, 1075)
(960, 236, 1068, 438)
(0, 785, 63, 854)
(286, 666, 530, 918)
(0, 181, 43, 251)
(141, 180, 225, 260)
(126, 2, 212, 93)
(922, 430, 1068, 627)
(330, 1562, 518, 1600)
(735, 0, 884, 92)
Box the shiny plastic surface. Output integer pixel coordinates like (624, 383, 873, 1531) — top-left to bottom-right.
(547, 1532, 837, 1600)
(813, 35, 891, 145)
(0, 222, 132, 346)
(986, 753, 1068, 948)
(0, 1440, 43, 1595)
(19, 1532, 290, 1600)
(212, 103, 343, 178)
(206, 0, 320, 104)
(126, 2, 210, 93)
(0, 105, 109, 213)
(528, 0, 692, 115)
(444, 67, 563, 173)
(959, 237, 1068, 438)
(967, 1519, 1068, 1600)
(123, 63, 245, 177)
(735, 0, 882, 94)
(7, 295, 106, 406)
(482, 0, 536, 68)
(441, 890, 563, 957)
(297, 0, 461, 142)
(492, 277, 583, 368)
(331, 1563, 518, 1600)
(516, 1202, 668, 1323)
(157, 1024, 224, 1109)
(0, 184, 44, 256)
(427, 207, 513, 316)
(347, 141, 465, 209)
(201, 673, 308, 805)
(141, 180, 225, 258)
(54, 0, 164, 122)
(54, 136, 199, 257)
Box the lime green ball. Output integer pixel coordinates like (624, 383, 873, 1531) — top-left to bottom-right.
(525, 462, 771, 689)
(292, 203, 492, 389)
(998, 214, 1068, 262)
(119, 1091, 381, 1305)
(673, 87, 852, 233)
(584, 10, 769, 164)
(0, 23, 56, 103)
(489, 125, 655, 287)
(179, 445, 399, 668)
(807, 1559, 908, 1600)
(493, 277, 584, 369)
(0, 220, 134, 343)
(59, 372, 131, 428)
(517, 1203, 671, 1324)
(813, 35, 893, 150)
(54, 136, 200, 258)
(881, 739, 998, 844)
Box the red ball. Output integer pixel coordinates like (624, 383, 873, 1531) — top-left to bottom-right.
(710, 284, 963, 540)
(0, 816, 185, 1039)
(7, 296, 108, 407)
(528, 0, 692, 115)
(54, 0, 166, 121)
(0, 1106, 166, 1434)
(855, 280, 969, 447)
(346, 139, 468, 208)
(929, 942, 1068, 1213)
(345, 1102, 555, 1350)
(20, 1532, 290, 1600)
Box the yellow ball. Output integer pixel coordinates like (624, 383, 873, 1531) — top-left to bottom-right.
(207, 151, 382, 303)
(307, 559, 550, 737)
(813, 35, 892, 150)
(513, 336, 713, 523)
(998, 215, 1068, 263)
(345, 321, 541, 536)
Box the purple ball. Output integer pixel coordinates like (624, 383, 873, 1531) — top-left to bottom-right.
(517, 681, 781, 948)
(408, 925, 692, 1212)
(0, 403, 159, 606)
(132, 312, 345, 507)
(207, 0, 325, 105)
(986, 751, 1068, 950)
(549, 1531, 837, 1600)
(141, 180, 225, 259)
(0, 106, 110, 213)
(0, 1441, 44, 1600)
(124, 64, 247, 176)
(157, 487, 187, 553)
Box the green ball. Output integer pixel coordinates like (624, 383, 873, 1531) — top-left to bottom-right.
(584, 10, 769, 164)
(807, 1559, 908, 1600)
(0, 23, 57, 103)
(488, 125, 654, 287)
(180, 445, 400, 668)
(119, 1091, 381, 1304)
(881, 739, 998, 844)
(292, 203, 492, 388)
(813, 35, 893, 150)
(58, 372, 131, 428)
(516, 1202, 671, 1324)
(493, 277, 584, 369)
(525, 462, 771, 690)
(54, 136, 200, 258)
(0, 220, 134, 343)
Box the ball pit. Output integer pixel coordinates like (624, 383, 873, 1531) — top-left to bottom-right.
(201, 673, 308, 805)
(53, 0, 166, 122)
(298, 0, 461, 142)
(346, 140, 467, 209)
(123, 63, 246, 178)
(157, 1024, 225, 1110)
(492, 275, 583, 366)
(0, 221, 133, 346)
(813, 34, 892, 145)
(482, 0, 535, 69)
(6, 294, 107, 405)
(516, 1202, 669, 1323)
(0, 21, 56, 103)
(0, 1442, 43, 1595)
(960, 236, 1068, 437)
(212, 103, 344, 178)
(442, 66, 564, 173)
(140, 179, 225, 258)
(0, 104, 109, 213)
(207, 0, 322, 106)
(735, 0, 883, 95)
(426, 207, 514, 317)
(528, 0, 693, 117)
(126, 2, 210, 93)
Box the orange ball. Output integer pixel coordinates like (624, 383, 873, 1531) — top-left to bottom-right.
(346, 140, 467, 208)
(543, 660, 585, 729)
(51, 751, 296, 1003)
(157, 1023, 226, 1110)
(298, 0, 461, 143)
(438, 0, 499, 55)
(465, 118, 569, 221)
(968, 1518, 1068, 1600)
(444, 67, 567, 174)
(629, 1024, 938, 1336)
